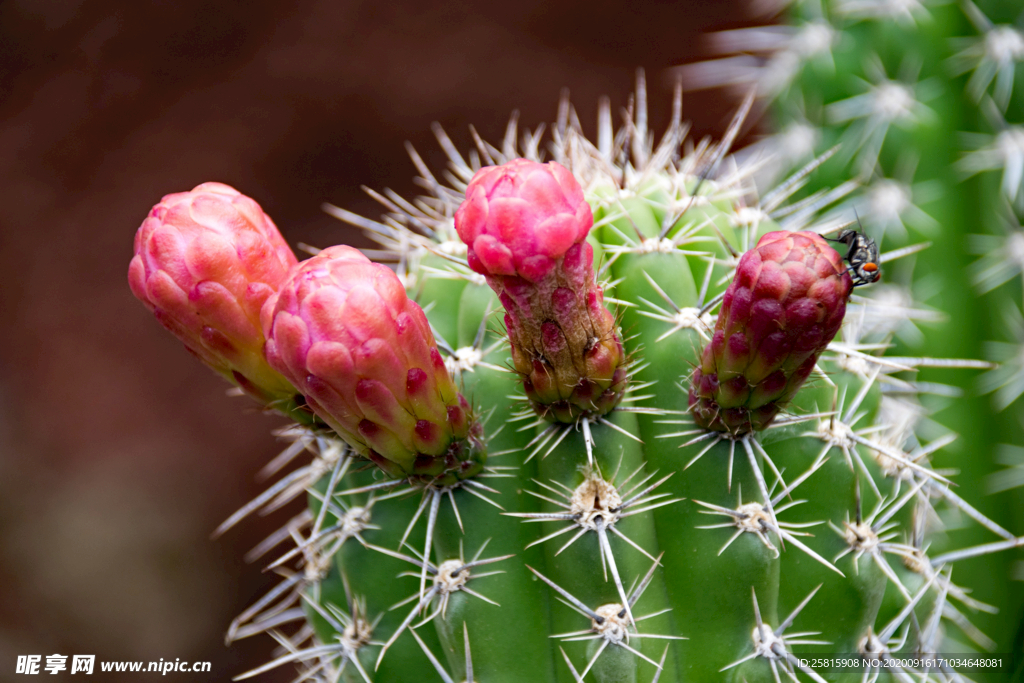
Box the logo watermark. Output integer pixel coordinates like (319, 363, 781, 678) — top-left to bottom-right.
(16, 655, 212, 675)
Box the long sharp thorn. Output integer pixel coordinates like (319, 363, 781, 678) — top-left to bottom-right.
(875, 478, 928, 528)
(227, 573, 302, 641)
(719, 529, 747, 555)
(699, 290, 727, 316)
(245, 510, 313, 563)
(376, 587, 439, 670)
(463, 622, 474, 682)
(642, 271, 681, 311)
(555, 526, 590, 556)
(313, 455, 350, 536)
(849, 445, 882, 499)
(620, 498, 685, 518)
(849, 433, 951, 484)
(337, 479, 405, 496)
(727, 439, 735, 492)
(597, 529, 609, 580)
(878, 571, 939, 642)
(257, 434, 313, 481)
(525, 566, 600, 620)
(543, 425, 574, 460)
(927, 481, 1015, 540)
(215, 467, 310, 537)
(684, 435, 723, 468)
(630, 552, 665, 608)
(618, 461, 651, 494)
(524, 524, 579, 549)
(721, 651, 760, 672)
(460, 586, 500, 606)
(398, 493, 431, 552)
(929, 536, 1024, 566)
(447, 489, 464, 534)
(364, 543, 429, 570)
(845, 365, 882, 423)
(761, 145, 841, 212)
(619, 639, 666, 668)
(650, 645, 670, 683)
(743, 437, 782, 548)
(779, 531, 844, 576)
(579, 640, 611, 681)
(460, 552, 515, 572)
(559, 648, 586, 683)
(772, 457, 828, 506)
(621, 472, 675, 508)
(228, 608, 306, 641)
(474, 305, 491, 350)
(597, 416, 644, 443)
(582, 417, 595, 466)
(263, 529, 323, 572)
(608, 525, 661, 563)
(776, 584, 822, 635)
(461, 485, 505, 510)
(470, 538, 490, 564)
(854, 478, 863, 526)
(232, 645, 343, 680)
(920, 568, 951, 651)
(597, 520, 635, 627)
(348, 650, 374, 683)
(872, 552, 912, 600)
(697, 252, 716, 306)
(419, 490, 442, 604)
(751, 438, 789, 497)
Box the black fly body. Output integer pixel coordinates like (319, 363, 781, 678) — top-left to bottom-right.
(829, 220, 881, 287)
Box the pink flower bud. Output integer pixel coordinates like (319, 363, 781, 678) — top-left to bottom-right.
(128, 182, 299, 405)
(455, 159, 626, 423)
(689, 230, 853, 434)
(263, 245, 484, 482)
(456, 158, 593, 282)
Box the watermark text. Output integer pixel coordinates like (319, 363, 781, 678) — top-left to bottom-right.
(16, 655, 212, 675)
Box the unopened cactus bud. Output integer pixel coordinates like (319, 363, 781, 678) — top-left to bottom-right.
(455, 159, 626, 423)
(689, 230, 852, 434)
(128, 182, 300, 406)
(262, 245, 484, 483)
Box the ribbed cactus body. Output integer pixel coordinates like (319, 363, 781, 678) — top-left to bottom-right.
(133, 67, 1024, 682)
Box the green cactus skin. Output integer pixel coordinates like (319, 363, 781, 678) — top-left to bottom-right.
(172, 73, 1024, 682)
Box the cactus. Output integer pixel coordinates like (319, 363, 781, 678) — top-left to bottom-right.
(132, 69, 1024, 681)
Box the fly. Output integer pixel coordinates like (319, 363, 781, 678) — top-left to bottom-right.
(829, 216, 880, 287)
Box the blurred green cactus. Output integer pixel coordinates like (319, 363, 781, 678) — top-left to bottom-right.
(680, 1, 1024, 678)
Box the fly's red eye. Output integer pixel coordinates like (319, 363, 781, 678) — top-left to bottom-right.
(863, 263, 878, 272)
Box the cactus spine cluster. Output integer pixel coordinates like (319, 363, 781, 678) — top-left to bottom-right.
(132, 59, 1024, 683)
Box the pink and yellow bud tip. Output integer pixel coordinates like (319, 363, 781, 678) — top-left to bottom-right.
(455, 159, 627, 424)
(128, 182, 301, 407)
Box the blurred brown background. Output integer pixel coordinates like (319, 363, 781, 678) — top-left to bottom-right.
(0, 0, 751, 680)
